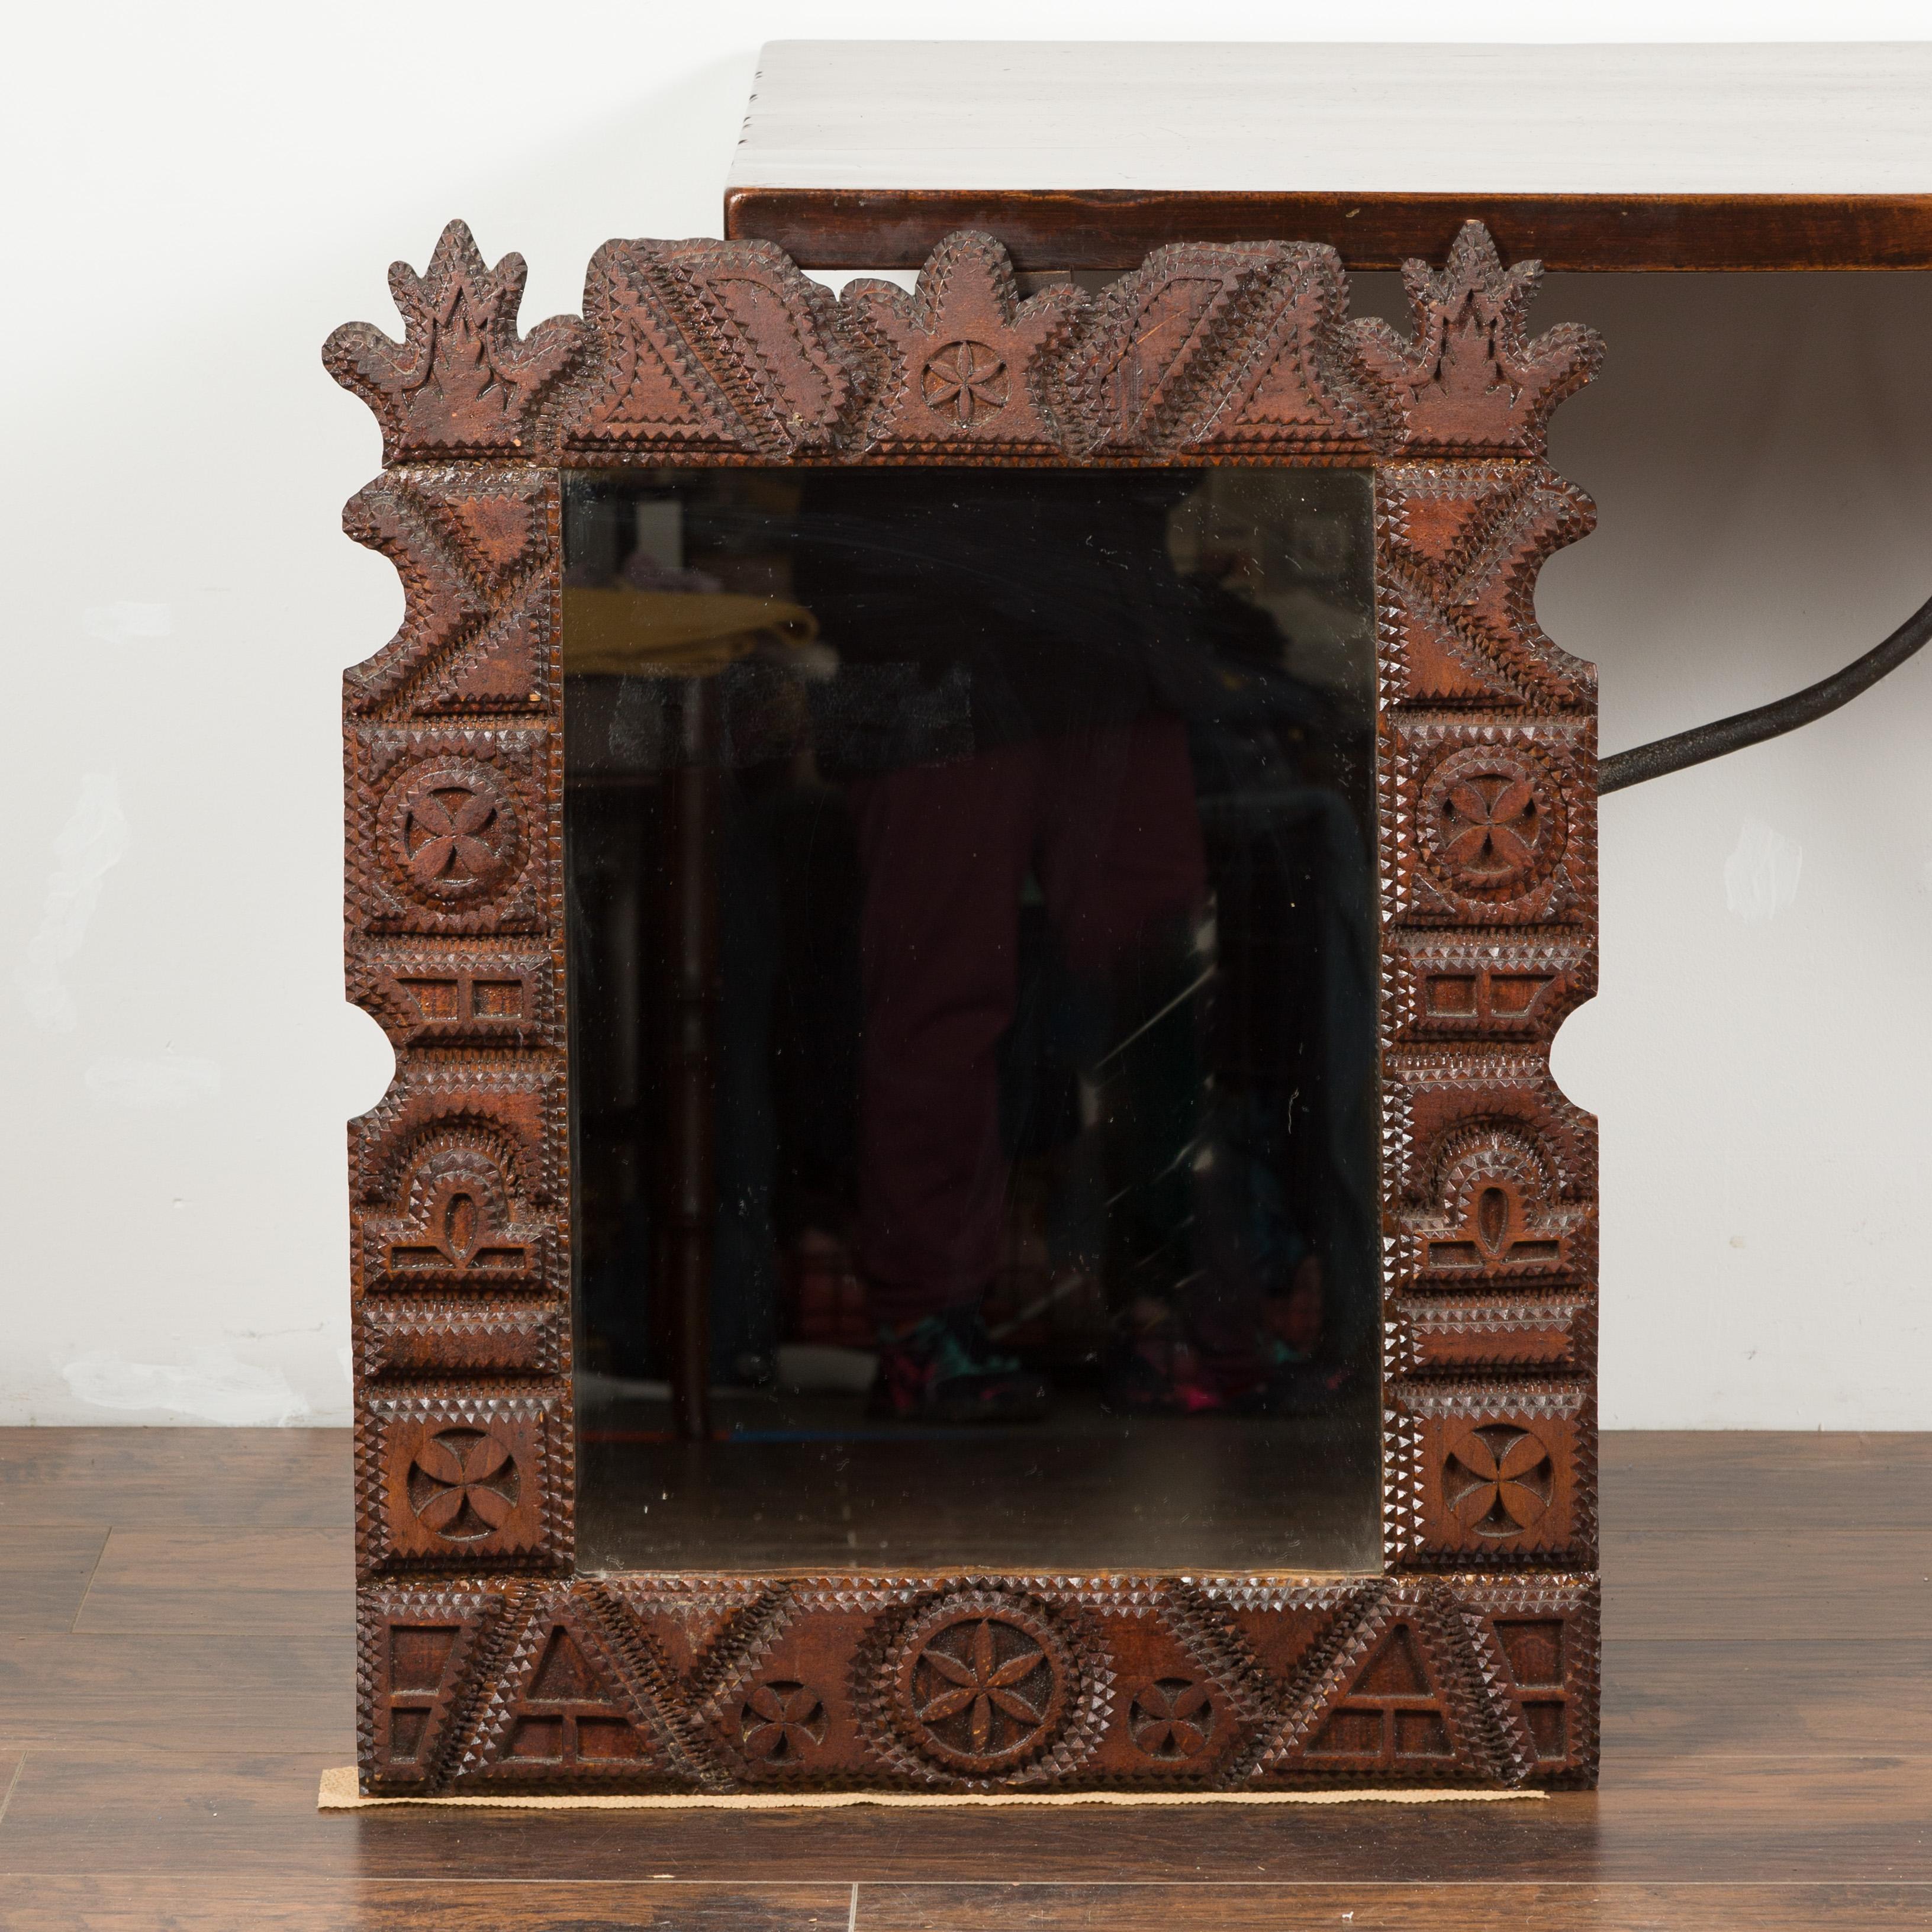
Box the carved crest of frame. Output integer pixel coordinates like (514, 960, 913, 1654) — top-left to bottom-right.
(330, 215, 1601, 1794)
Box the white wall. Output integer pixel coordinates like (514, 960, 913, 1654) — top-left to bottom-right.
(1540, 271, 1932, 1427)
(4, 3, 1930, 1427)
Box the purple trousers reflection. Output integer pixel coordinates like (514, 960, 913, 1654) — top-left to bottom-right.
(848, 717, 1206, 1328)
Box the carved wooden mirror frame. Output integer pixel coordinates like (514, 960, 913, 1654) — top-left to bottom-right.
(329, 216, 1601, 1795)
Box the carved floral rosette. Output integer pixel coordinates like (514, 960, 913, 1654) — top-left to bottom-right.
(331, 215, 1601, 1793)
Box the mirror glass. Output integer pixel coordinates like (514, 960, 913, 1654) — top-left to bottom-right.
(565, 465, 1381, 1573)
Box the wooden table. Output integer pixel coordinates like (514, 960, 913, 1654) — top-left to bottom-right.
(1, 1428, 1926, 1928)
(726, 40, 1932, 271)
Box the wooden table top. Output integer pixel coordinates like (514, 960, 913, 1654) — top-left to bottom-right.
(725, 41, 1932, 271)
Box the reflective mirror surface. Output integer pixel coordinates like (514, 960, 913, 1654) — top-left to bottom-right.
(565, 466, 1381, 1572)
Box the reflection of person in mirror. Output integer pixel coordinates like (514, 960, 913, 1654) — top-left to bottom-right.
(851, 713, 1206, 1422)
(793, 473, 1341, 1424)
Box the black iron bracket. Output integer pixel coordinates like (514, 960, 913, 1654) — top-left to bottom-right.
(1599, 589, 1932, 793)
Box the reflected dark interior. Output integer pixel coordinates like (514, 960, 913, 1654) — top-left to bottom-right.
(565, 466, 1381, 1572)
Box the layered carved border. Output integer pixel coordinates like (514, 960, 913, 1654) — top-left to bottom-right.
(331, 217, 1601, 1793)
(325, 218, 1601, 468)
(355, 1573, 1598, 1792)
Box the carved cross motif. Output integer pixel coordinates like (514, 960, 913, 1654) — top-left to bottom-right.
(1419, 746, 1563, 904)
(739, 1680, 828, 1763)
(407, 1426, 519, 1540)
(1437, 771, 1541, 883)
(377, 758, 524, 915)
(1128, 1677, 1215, 1760)
(1444, 1424, 1556, 1537)
(371, 1395, 556, 1571)
(403, 784, 504, 888)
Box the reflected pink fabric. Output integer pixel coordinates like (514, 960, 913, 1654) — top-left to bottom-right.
(848, 717, 1206, 1326)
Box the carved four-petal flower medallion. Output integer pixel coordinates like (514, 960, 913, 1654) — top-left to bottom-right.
(1419, 747, 1563, 902)
(379, 761, 521, 912)
(738, 1680, 828, 1766)
(1444, 1422, 1554, 1537)
(407, 1425, 520, 1540)
(1128, 1677, 1216, 1760)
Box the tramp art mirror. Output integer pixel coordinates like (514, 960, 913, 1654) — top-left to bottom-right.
(329, 212, 1601, 1796)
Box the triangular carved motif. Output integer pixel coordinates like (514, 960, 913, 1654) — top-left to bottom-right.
(1446, 485, 1598, 706)
(575, 245, 739, 448)
(1269, 1595, 1486, 1779)
(573, 242, 853, 455)
(530, 1630, 595, 1696)
(418, 576, 552, 714)
(1357, 1624, 1431, 1697)
(1305, 1622, 1454, 1766)
(1223, 1605, 1339, 1690)
(606, 324, 729, 439)
(1078, 249, 1273, 451)
(341, 472, 555, 720)
(468, 1605, 672, 1779)
(1383, 468, 1534, 579)
(1377, 466, 1598, 709)
(432, 493, 540, 585)
(609, 1580, 787, 1688)
(1380, 585, 1529, 708)
(1201, 248, 1380, 451)
(1229, 324, 1340, 430)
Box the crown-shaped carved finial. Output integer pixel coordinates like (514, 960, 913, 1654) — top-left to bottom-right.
(325, 220, 587, 462)
(842, 231, 1089, 454)
(1353, 222, 1602, 455)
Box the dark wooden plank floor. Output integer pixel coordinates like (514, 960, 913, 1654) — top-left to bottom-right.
(1, 1429, 1927, 1930)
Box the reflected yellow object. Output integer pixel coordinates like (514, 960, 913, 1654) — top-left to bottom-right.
(562, 589, 819, 678)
